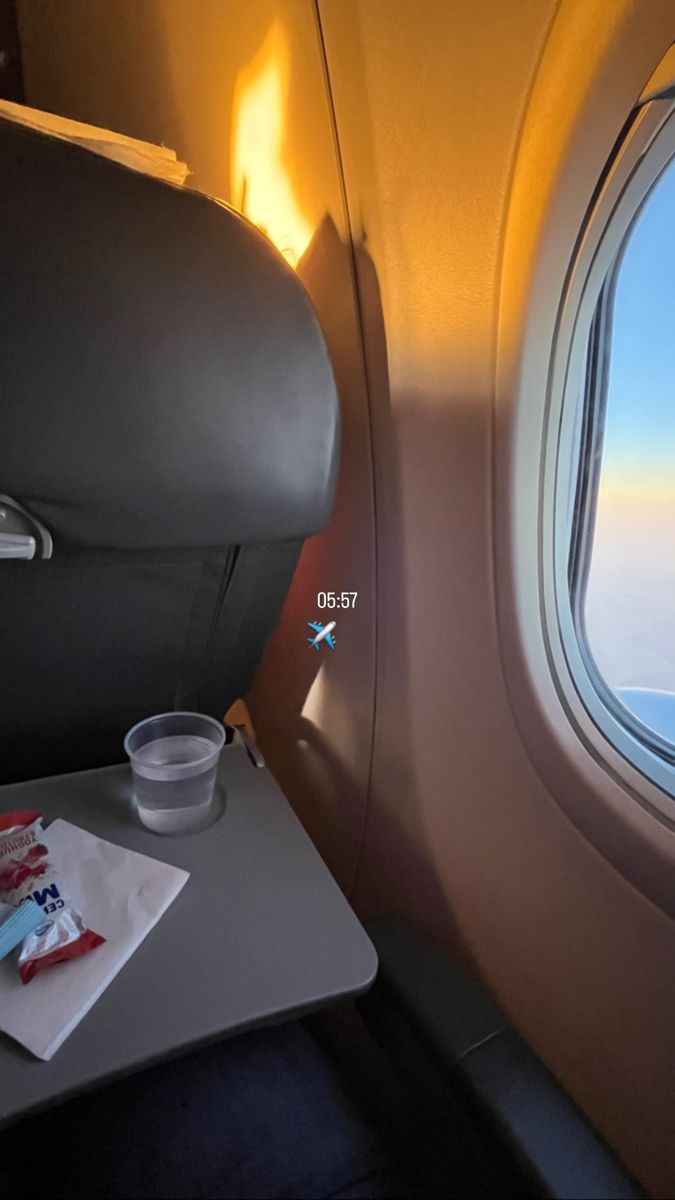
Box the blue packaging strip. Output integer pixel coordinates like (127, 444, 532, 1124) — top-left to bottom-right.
(0, 900, 44, 961)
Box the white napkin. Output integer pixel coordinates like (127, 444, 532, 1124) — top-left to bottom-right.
(0, 100, 189, 184)
(0, 820, 189, 1060)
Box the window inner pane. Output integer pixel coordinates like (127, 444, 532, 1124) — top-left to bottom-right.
(583, 158, 675, 742)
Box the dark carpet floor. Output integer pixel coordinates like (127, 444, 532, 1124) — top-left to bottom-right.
(0, 1017, 438, 1200)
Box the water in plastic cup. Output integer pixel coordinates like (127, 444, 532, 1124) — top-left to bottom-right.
(124, 712, 225, 834)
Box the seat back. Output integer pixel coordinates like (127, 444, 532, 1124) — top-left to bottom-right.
(0, 118, 339, 783)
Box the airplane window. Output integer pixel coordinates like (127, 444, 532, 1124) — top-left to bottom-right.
(569, 156, 675, 758)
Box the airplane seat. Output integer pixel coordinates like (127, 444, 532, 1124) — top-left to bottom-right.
(0, 117, 339, 785)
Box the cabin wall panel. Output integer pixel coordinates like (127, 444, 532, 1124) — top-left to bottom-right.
(319, 3, 675, 1194)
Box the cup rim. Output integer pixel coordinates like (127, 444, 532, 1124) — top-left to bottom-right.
(124, 710, 226, 770)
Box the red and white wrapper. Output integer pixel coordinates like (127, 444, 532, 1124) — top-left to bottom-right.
(0, 811, 105, 983)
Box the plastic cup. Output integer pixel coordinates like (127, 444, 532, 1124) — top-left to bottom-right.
(124, 711, 225, 834)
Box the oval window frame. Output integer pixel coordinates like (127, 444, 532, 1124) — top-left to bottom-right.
(543, 97, 675, 825)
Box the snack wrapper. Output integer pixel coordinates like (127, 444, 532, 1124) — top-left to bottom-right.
(0, 811, 105, 983)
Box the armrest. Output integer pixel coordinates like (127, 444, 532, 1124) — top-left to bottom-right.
(360, 916, 645, 1200)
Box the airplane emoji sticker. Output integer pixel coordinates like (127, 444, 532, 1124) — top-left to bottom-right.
(307, 620, 336, 651)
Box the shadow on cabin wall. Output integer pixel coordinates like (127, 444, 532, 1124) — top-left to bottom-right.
(248, 213, 471, 968)
(248, 213, 380, 897)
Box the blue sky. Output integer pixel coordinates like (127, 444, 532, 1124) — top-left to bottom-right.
(602, 156, 675, 484)
(585, 157, 675, 696)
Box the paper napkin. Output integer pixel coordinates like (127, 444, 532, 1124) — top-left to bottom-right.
(0, 820, 189, 1060)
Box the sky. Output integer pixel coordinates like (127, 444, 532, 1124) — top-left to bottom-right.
(584, 156, 675, 705)
(600, 157, 675, 491)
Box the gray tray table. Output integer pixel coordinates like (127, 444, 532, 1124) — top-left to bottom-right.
(0, 742, 377, 1126)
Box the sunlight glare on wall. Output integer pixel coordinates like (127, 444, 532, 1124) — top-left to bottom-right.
(231, 22, 312, 268)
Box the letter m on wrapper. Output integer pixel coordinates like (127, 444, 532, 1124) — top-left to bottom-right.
(32, 884, 59, 907)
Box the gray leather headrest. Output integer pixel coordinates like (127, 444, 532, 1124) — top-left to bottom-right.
(0, 118, 339, 549)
